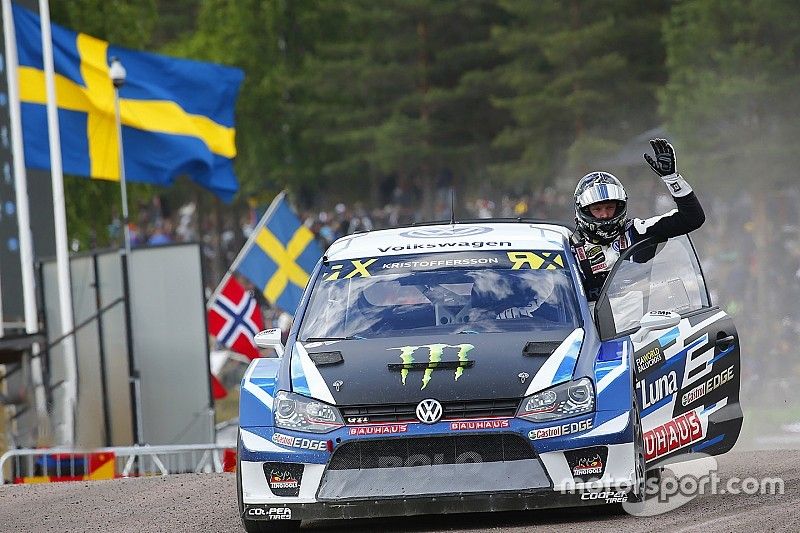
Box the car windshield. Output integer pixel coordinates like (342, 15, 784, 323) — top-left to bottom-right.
(298, 251, 582, 340)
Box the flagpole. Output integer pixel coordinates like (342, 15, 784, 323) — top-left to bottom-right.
(109, 57, 131, 255)
(2, 0, 48, 424)
(206, 190, 286, 308)
(39, 0, 79, 447)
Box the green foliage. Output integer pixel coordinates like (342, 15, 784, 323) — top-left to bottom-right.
(51, 0, 157, 47)
(491, 0, 670, 187)
(163, 0, 336, 205)
(43, 0, 794, 241)
(301, 0, 510, 212)
(660, 0, 800, 190)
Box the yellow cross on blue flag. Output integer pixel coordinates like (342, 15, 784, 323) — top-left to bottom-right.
(236, 193, 323, 313)
(13, 3, 244, 201)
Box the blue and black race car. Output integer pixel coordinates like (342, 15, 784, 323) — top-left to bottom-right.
(236, 221, 742, 532)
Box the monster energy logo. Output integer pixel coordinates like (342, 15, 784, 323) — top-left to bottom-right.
(387, 344, 475, 389)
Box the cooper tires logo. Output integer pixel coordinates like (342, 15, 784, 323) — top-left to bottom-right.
(246, 507, 292, 520)
(416, 399, 443, 424)
(399, 226, 492, 239)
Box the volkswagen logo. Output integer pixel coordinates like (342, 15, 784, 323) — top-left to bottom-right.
(416, 399, 443, 424)
(399, 226, 492, 239)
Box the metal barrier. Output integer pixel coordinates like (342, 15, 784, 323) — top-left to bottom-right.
(0, 444, 237, 484)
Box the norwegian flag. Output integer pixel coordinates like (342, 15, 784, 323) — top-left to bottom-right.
(208, 275, 264, 359)
(210, 374, 228, 400)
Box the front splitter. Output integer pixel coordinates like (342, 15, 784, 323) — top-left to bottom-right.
(242, 487, 633, 521)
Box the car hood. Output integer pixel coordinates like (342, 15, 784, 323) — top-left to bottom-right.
(291, 329, 583, 406)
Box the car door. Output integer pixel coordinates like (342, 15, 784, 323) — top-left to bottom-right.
(594, 235, 742, 467)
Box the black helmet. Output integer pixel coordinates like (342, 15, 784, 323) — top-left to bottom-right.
(574, 172, 628, 244)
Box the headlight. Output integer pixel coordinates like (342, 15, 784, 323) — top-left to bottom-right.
(274, 391, 344, 433)
(516, 377, 595, 422)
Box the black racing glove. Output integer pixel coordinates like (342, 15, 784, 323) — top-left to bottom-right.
(644, 138, 676, 176)
(643, 138, 692, 197)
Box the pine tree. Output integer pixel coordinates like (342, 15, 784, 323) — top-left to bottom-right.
(491, 0, 670, 188)
(302, 0, 510, 217)
(660, 0, 800, 361)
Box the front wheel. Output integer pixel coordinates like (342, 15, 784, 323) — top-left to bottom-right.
(630, 395, 646, 503)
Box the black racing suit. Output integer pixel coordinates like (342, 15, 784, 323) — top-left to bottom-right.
(570, 186, 705, 302)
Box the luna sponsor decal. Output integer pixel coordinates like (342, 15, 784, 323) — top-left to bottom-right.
(272, 433, 328, 451)
(635, 345, 664, 373)
(450, 419, 510, 431)
(643, 410, 703, 460)
(681, 365, 735, 406)
(387, 343, 474, 389)
(349, 424, 408, 436)
(528, 418, 593, 440)
(636, 370, 678, 409)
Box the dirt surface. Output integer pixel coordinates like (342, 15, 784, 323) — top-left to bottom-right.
(0, 450, 798, 533)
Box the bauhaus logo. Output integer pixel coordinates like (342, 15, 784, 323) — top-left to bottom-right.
(387, 344, 474, 389)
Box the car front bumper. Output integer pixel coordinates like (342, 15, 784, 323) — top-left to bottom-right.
(239, 410, 636, 522)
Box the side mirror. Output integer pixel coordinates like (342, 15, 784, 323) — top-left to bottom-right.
(631, 310, 681, 342)
(253, 328, 285, 357)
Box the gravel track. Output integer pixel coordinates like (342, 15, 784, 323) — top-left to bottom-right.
(1, 450, 797, 533)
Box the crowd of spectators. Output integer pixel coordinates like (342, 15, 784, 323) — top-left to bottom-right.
(116, 180, 800, 409)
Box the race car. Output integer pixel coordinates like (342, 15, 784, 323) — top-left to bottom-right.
(236, 221, 742, 532)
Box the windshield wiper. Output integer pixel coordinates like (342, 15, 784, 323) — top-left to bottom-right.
(303, 335, 364, 342)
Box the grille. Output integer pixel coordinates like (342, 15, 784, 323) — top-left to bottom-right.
(341, 398, 520, 424)
(328, 434, 535, 470)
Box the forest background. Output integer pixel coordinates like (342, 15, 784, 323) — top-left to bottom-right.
(47, 0, 800, 445)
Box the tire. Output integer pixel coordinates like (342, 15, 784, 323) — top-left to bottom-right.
(630, 394, 646, 503)
(237, 431, 302, 533)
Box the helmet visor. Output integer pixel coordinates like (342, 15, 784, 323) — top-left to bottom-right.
(577, 183, 626, 208)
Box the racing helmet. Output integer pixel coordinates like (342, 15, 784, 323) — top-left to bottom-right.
(574, 172, 628, 244)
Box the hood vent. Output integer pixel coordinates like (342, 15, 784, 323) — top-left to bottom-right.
(522, 341, 562, 357)
(308, 351, 344, 366)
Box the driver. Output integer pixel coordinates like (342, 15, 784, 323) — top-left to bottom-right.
(570, 138, 705, 301)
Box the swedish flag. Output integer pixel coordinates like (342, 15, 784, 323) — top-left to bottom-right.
(237, 193, 323, 313)
(13, 3, 244, 201)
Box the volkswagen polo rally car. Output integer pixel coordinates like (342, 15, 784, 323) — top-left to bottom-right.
(236, 221, 742, 532)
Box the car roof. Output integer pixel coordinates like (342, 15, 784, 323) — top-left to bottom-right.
(324, 220, 573, 261)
